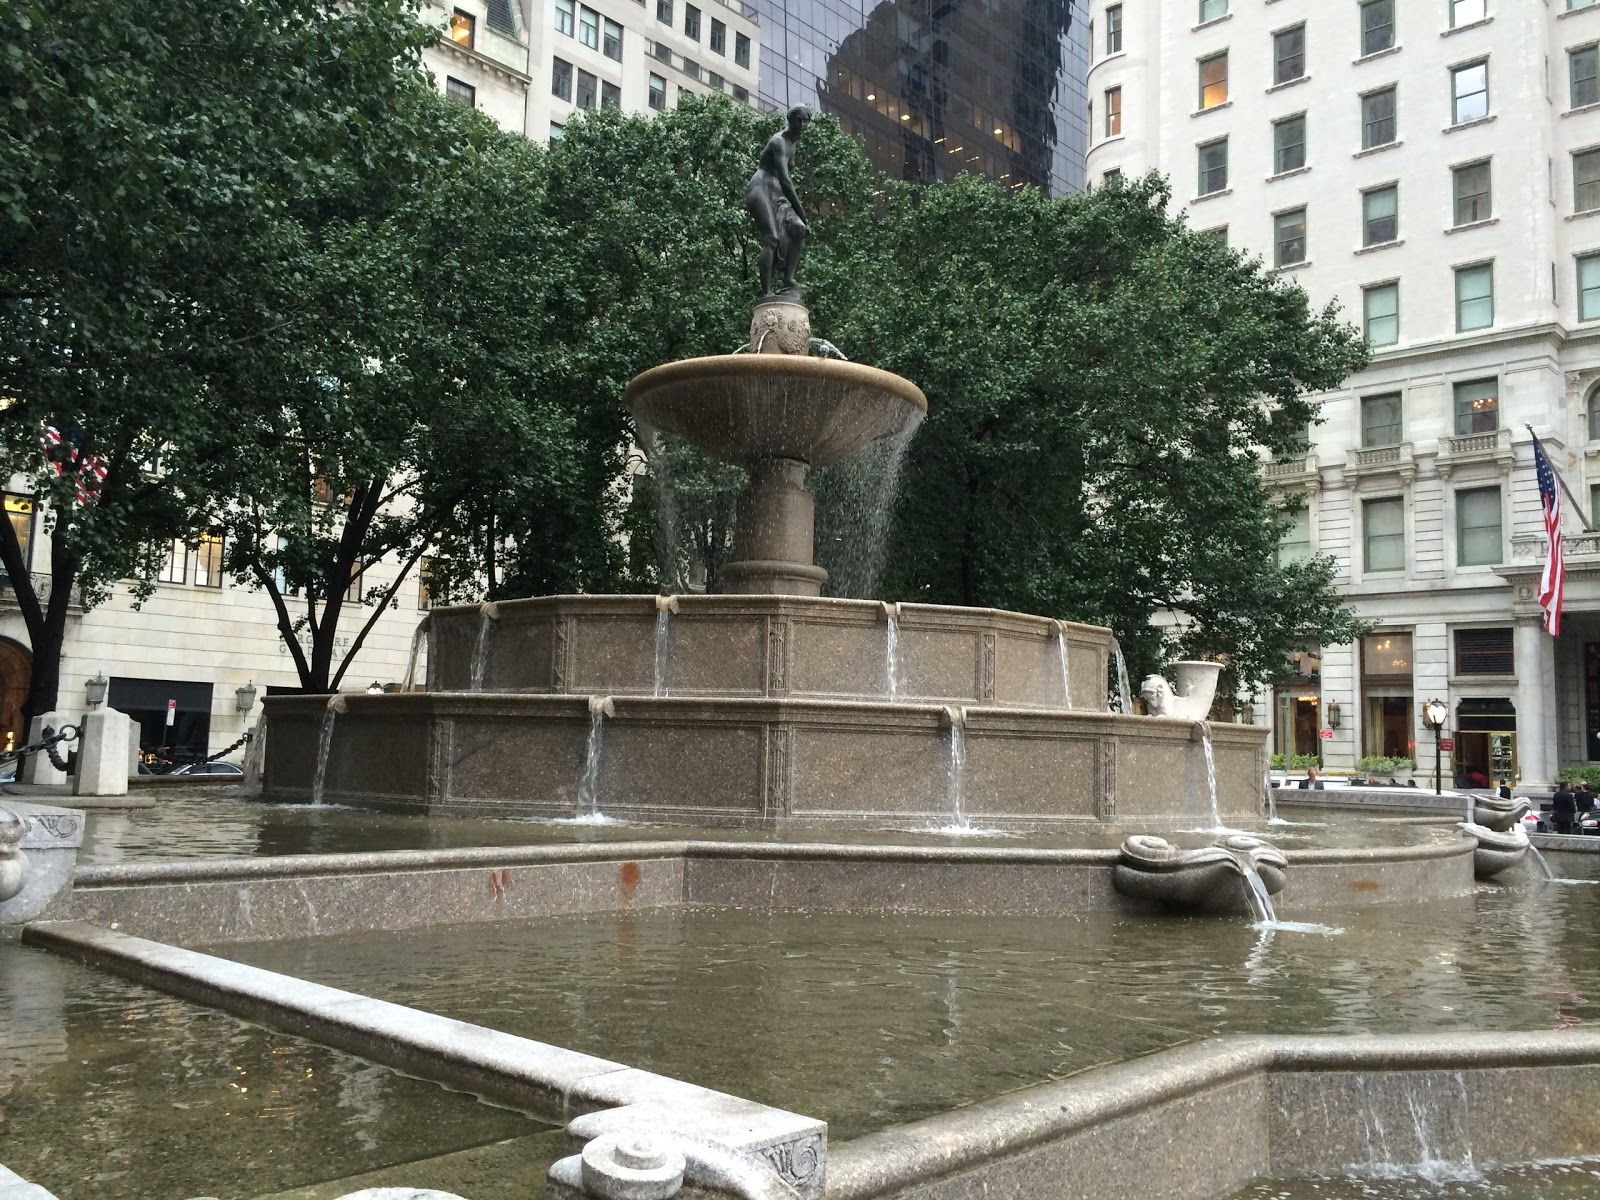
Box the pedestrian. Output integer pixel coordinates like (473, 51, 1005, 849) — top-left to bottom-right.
(1578, 783, 1596, 816)
(1497, 780, 1513, 801)
(1298, 767, 1325, 791)
(1553, 780, 1578, 835)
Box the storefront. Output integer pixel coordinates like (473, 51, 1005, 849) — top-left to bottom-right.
(1454, 698, 1516, 789)
(1273, 648, 1322, 763)
(1361, 632, 1415, 762)
(108, 677, 213, 767)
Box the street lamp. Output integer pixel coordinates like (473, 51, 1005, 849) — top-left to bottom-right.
(1422, 698, 1448, 796)
(84, 672, 107, 710)
(366, 681, 384, 695)
(234, 680, 258, 715)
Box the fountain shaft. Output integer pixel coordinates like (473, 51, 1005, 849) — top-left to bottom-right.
(723, 456, 828, 595)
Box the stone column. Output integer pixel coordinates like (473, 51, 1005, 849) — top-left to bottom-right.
(19, 712, 67, 786)
(721, 457, 829, 596)
(73, 709, 130, 797)
(1515, 615, 1557, 788)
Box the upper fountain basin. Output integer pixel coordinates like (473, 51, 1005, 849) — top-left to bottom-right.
(626, 355, 928, 467)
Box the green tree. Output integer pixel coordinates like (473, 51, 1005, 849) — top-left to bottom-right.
(819, 172, 1368, 689)
(0, 0, 432, 720)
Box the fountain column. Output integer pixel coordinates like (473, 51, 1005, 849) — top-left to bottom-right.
(722, 457, 829, 596)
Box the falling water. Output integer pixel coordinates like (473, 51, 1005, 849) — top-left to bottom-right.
(1238, 864, 1277, 924)
(813, 416, 923, 599)
(469, 604, 497, 691)
(308, 695, 346, 808)
(1528, 844, 1556, 882)
(653, 608, 671, 698)
(808, 337, 848, 360)
(884, 609, 906, 702)
(576, 699, 612, 819)
(1265, 767, 1283, 825)
(1110, 638, 1133, 714)
(401, 615, 430, 692)
(1199, 722, 1221, 829)
(1055, 624, 1073, 710)
(945, 715, 969, 830)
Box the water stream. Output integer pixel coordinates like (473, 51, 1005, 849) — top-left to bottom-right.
(653, 607, 671, 698)
(1529, 844, 1557, 882)
(944, 713, 969, 831)
(884, 609, 906, 702)
(1055, 624, 1073, 710)
(1238, 863, 1277, 924)
(575, 703, 609, 820)
(1265, 767, 1283, 825)
(1199, 722, 1221, 829)
(1110, 638, 1133, 714)
(307, 696, 344, 808)
(468, 604, 497, 692)
(401, 615, 430, 692)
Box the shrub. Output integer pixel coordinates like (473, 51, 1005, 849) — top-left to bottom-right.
(1359, 755, 1414, 776)
(1558, 767, 1600, 788)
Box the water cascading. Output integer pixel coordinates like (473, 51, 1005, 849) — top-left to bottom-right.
(307, 694, 347, 808)
(883, 603, 906, 702)
(576, 696, 615, 820)
(1110, 638, 1133, 714)
(401, 614, 430, 692)
(1238, 861, 1278, 924)
(1055, 622, 1073, 710)
(943, 707, 969, 830)
(1528, 844, 1557, 882)
(1265, 766, 1282, 824)
(653, 595, 677, 698)
(469, 603, 498, 692)
(1198, 722, 1222, 829)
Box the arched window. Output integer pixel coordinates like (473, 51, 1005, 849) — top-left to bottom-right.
(1589, 381, 1600, 441)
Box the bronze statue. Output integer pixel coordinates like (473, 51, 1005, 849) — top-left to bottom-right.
(746, 106, 813, 297)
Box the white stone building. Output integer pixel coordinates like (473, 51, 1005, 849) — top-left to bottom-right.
(1085, 0, 1600, 787)
(419, 0, 761, 140)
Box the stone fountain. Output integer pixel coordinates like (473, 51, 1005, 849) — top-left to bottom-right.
(261, 121, 1270, 834)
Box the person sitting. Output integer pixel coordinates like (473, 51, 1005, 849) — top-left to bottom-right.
(1405, 779, 1418, 788)
(1298, 767, 1325, 791)
(1552, 782, 1578, 836)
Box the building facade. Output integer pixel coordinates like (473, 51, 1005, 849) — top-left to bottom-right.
(756, 0, 1089, 195)
(420, 0, 762, 140)
(1086, 0, 1600, 787)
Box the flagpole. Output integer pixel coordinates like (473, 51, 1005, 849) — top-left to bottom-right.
(1524, 424, 1595, 532)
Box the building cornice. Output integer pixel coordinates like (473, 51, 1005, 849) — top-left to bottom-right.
(433, 37, 532, 87)
(1365, 321, 1600, 371)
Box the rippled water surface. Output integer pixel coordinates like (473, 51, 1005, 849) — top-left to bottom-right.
(0, 942, 549, 1200)
(1235, 1159, 1600, 1198)
(79, 791, 1455, 863)
(225, 860, 1600, 1141)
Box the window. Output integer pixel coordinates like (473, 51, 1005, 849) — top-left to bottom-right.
(1579, 253, 1600, 321)
(735, 32, 750, 67)
(1577, 148, 1600, 211)
(1363, 284, 1400, 347)
(1574, 0, 1600, 10)
(345, 568, 364, 604)
(272, 535, 298, 596)
(1361, 393, 1403, 447)
(1104, 87, 1122, 137)
(1274, 208, 1307, 267)
(653, 40, 670, 61)
(601, 80, 621, 108)
(1453, 378, 1499, 435)
(708, 70, 722, 89)
(450, 9, 475, 47)
(1273, 114, 1306, 173)
(656, 0, 671, 22)
(1455, 263, 1494, 331)
(556, 0, 574, 34)
(1359, 0, 1394, 57)
(1198, 0, 1227, 22)
(1363, 498, 1405, 573)
(418, 558, 436, 610)
(194, 533, 224, 589)
(732, 83, 748, 102)
(1449, 0, 1485, 27)
(1104, 168, 1124, 186)
(549, 121, 564, 142)
(1456, 488, 1502, 567)
(579, 5, 598, 48)
(649, 72, 666, 109)
(158, 539, 190, 585)
(577, 69, 598, 108)
(552, 56, 573, 100)
(1274, 25, 1305, 85)
(1199, 52, 1228, 109)
(1361, 87, 1397, 149)
(603, 17, 622, 59)
(1363, 185, 1398, 245)
(1456, 628, 1513, 675)
(684, 4, 700, 39)
(710, 18, 725, 53)
(1452, 61, 1489, 125)
(1452, 161, 1491, 225)
(1106, 4, 1122, 54)
(1573, 46, 1599, 108)
(444, 76, 475, 107)
(3, 495, 33, 571)
(1279, 507, 1312, 566)
(1198, 138, 1228, 194)
(1199, 225, 1227, 243)
(682, 57, 700, 80)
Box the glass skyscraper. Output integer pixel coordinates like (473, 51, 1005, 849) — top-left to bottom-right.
(755, 0, 1087, 196)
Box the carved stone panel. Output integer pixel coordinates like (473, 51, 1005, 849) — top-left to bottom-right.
(765, 725, 793, 818)
(980, 632, 997, 700)
(1097, 736, 1117, 822)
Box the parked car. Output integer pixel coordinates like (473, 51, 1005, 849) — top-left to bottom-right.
(1580, 810, 1600, 838)
(171, 761, 244, 777)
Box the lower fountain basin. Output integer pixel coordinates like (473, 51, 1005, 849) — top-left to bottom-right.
(1112, 834, 1288, 914)
(261, 692, 1268, 830)
(1459, 821, 1530, 879)
(1472, 796, 1532, 832)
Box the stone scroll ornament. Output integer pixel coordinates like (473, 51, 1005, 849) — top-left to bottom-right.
(746, 107, 814, 299)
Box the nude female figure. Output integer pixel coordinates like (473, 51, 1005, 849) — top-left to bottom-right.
(745, 106, 813, 296)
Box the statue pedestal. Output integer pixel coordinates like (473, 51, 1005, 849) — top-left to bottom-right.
(723, 457, 828, 596)
(751, 299, 810, 355)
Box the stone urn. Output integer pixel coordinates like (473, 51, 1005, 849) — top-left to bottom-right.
(1472, 795, 1532, 833)
(1459, 821, 1529, 880)
(1112, 834, 1286, 913)
(1139, 661, 1223, 722)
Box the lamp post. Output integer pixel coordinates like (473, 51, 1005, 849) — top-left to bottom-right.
(234, 680, 258, 716)
(1422, 698, 1448, 796)
(84, 672, 107, 710)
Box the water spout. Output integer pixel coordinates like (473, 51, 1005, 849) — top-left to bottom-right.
(1528, 844, 1556, 882)
(308, 694, 348, 808)
(576, 696, 615, 819)
(1265, 766, 1283, 825)
(943, 706, 968, 830)
(469, 602, 499, 692)
(883, 603, 906, 702)
(1238, 861, 1277, 924)
(1110, 638, 1133, 714)
(1055, 622, 1073, 710)
(401, 614, 431, 692)
(809, 337, 849, 360)
(653, 595, 678, 698)
(1197, 721, 1221, 830)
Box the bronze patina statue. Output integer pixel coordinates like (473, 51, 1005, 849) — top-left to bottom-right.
(746, 106, 813, 297)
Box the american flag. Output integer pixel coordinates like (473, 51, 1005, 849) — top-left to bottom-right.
(1532, 432, 1565, 637)
(39, 420, 107, 507)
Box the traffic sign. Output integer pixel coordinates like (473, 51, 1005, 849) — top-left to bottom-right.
(1319, 728, 1334, 740)
(165, 698, 177, 727)
(1439, 737, 1455, 752)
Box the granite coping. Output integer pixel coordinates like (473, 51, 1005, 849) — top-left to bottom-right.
(2, 801, 85, 850)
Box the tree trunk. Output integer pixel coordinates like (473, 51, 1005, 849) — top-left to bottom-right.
(25, 523, 78, 727)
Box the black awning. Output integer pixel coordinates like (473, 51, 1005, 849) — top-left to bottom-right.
(108, 677, 214, 713)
